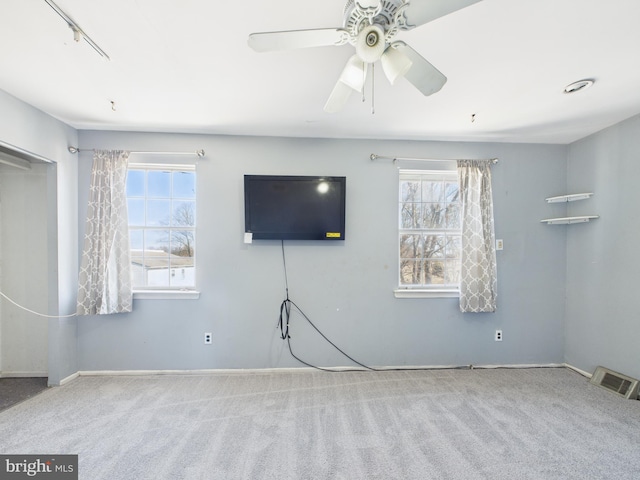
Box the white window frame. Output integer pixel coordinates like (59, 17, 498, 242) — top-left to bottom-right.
(394, 166, 461, 299)
(126, 162, 199, 300)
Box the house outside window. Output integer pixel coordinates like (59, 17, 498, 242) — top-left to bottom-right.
(398, 169, 461, 294)
(126, 163, 196, 290)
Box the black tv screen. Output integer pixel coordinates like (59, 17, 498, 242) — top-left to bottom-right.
(244, 175, 346, 240)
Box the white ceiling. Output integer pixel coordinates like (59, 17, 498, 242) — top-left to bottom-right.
(1, 0, 640, 144)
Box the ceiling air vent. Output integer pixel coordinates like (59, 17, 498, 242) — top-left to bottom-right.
(589, 366, 639, 400)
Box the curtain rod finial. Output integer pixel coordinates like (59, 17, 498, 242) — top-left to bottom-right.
(68, 146, 78, 154)
(196, 149, 205, 158)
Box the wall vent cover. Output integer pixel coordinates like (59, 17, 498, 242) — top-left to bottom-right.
(589, 366, 639, 400)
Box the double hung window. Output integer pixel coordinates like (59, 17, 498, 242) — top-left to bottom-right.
(126, 163, 196, 290)
(398, 169, 461, 293)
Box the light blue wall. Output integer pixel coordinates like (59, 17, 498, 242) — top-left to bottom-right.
(5, 87, 640, 378)
(77, 130, 567, 370)
(0, 89, 79, 385)
(565, 113, 640, 380)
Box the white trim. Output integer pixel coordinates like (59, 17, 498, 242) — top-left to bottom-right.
(76, 364, 567, 377)
(471, 363, 565, 370)
(133, 290, 200, 300)
(57, 371, 80, 386)
(128, 162, 196, 170)
(563, 363, 593, 378)
(77, 369, 339, 377)
(0, 139, 53, 164)
(394, 289, 459, 298)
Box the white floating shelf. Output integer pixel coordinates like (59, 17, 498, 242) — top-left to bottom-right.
(545, 193, 594, 203)
(540, 215, 599, 225)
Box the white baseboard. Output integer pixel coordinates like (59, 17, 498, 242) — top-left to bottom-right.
(76, 363, 567, 377)
(563, 363, 593, 378)
(58, 371, 80, 386)
(471, 363, 565, 370)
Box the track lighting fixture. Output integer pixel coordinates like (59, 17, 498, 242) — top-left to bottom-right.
(43, 0, 110, 60)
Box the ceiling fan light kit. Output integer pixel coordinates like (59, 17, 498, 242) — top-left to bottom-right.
(381, 43, 413, 85)
(248, 0, 483, 112)
(339, 55, 368, 92)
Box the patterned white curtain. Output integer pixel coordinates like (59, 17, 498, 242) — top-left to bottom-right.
(77, 150, 133, 315)
(457, 159, 497, 313)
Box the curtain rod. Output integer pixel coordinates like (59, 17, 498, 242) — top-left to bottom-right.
(68, 147, 205, 157)
(370, 154, 498, 164)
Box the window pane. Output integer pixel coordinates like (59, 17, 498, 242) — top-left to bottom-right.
(422, 180, 444, 203)
(445, 181, 459, 203)
(170, 230, 195, 257)
(445, 260, 461, 284)
(400, 203, 422, 229)
(148, 171, 171, 198)
(400, 234, 423, 259)
(425, 260, 445, 284)
(173, 171, 195, 198)
(400, 180, 421, 202)
(147, 199, 171, 226)
(445, 203, 461, 229)
(172, 201, 196, 227)
(169, 235, 195, 287)
(127, 199, 145, 226)
(126, 170, 145, 197)
(424, 235, 446, 258)
(400, 259, 422, 285)
(131, 254, 145, 287)
(422, 203, 446, 228)
(445, 236, 461, 259)
(145, 229, 170, 252)
(129, 229, 143, 251)
(148, 264, 170, 287)
(149, 232, 169, 285)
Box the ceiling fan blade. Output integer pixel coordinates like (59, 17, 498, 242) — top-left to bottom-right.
(324, 55, 368, 113)
(394, 43, 447, 96)
(403, 0, 483, 27)
(248, 28, 346, 52)
(324, 81, 354, 113)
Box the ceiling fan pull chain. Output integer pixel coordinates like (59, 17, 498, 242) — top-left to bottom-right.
(371, 62, 375, 115)
(362, 61, 368, 103)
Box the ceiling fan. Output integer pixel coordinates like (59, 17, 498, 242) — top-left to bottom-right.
(248, 0, 483, 113)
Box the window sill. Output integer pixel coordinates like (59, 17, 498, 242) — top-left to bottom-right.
(394, 289, 459, 299)
(133, 290, 200, 300)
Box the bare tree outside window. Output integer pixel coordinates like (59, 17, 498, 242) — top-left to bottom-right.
(164, 201, 195, 257)
(399, 171, 461, 288)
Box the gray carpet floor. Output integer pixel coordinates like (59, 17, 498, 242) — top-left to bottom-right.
(0, 377, 48, 412)
(0, 368, 638, 479)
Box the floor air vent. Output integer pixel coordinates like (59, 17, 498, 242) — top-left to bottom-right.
(589, 366, 639, 400)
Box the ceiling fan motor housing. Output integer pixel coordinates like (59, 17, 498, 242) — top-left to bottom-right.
(343, 0, 410, 55)
(356, 24, 386, 62)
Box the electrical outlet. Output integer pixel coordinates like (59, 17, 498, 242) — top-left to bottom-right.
(495, 330, 503, 342)
(204, 332, 212, 344)
(496, 239, 504, 250)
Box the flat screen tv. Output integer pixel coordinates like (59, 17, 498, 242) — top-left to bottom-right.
(244, 175, 346, 241)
